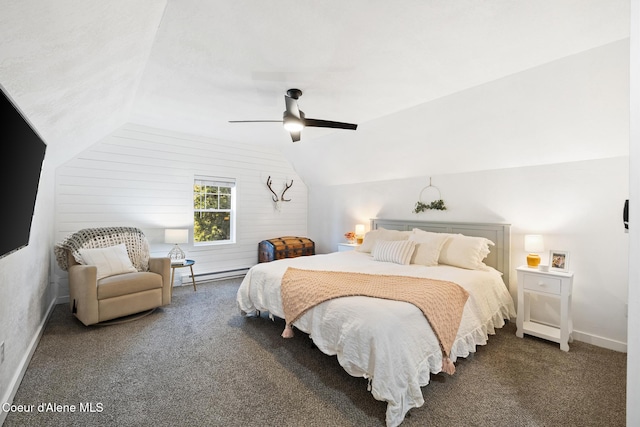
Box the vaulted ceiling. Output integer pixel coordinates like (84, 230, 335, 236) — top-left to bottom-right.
(0, 0, 630, 185)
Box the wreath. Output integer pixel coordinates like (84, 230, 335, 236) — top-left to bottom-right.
(413, 199, 447, 213)
(413, 179, 447, 213)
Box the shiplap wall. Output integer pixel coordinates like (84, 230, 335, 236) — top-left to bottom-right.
(53, 124, 307, 297)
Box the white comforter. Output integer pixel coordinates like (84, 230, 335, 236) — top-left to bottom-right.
(236, 251, 516, 427)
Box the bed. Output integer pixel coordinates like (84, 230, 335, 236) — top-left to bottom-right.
(236, 219, 516, 427)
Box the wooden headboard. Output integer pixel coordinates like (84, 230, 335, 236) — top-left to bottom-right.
(371, 219, 511, 286)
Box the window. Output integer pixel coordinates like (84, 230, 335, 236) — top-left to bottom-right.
(193, 176, 236, 244)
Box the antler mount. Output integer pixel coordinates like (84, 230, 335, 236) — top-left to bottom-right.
(267, 176, 293, 203)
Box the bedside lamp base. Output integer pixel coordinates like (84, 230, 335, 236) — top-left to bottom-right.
(526, 254, 541, 268)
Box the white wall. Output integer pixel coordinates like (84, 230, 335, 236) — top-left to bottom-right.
(308, 156, 629, 351)
(286, 39, 629, 188)
(0, 161, 56, 422)
(627, 1, 639, 424)
(53, 124, 307, 296)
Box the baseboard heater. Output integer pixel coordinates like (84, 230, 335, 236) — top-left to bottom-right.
(181, 267, 250, 284)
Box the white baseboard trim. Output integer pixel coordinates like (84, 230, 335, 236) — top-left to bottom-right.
(528, 317, 627, 353)
(572, 330, 627, 353)
(0, 296, 57, 425)
(184, 267, 249, 284)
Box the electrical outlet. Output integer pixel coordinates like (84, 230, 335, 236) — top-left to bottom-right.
(1, 341, 4, 364)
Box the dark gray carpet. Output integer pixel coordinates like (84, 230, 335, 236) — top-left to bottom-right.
(4, 278, 626, 427)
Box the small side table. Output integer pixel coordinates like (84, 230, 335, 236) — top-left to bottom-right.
(516, 265, 573, 351)
(338, 243, 359, 252)
(170, 259, 197, 294)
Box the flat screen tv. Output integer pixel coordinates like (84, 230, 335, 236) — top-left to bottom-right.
(1, 85, 47, 259)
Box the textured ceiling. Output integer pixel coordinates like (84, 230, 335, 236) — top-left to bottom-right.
(132, 0, 629, 147)
(0, 0, 630, 182)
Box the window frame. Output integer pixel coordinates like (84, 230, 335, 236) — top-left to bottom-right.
(193, 175, 236, 246)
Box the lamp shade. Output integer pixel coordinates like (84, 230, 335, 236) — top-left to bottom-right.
(165, 229, 189, 244)
(524, 235, 544, 253)
(354, 224, 366, 244)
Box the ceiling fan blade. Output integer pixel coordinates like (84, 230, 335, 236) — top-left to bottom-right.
(228, 120, 283, 123)
(230, 89, 354, 142)
(303, 118, 358, 130)
(285, 95, 301, 119)
(290, 131, 301, 142)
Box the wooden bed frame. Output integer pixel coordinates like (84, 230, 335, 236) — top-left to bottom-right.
(370, 218, 511, 286)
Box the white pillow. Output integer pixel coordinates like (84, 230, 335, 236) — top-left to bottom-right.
(408, 229, 451, 266)
(79, 243, 138, 280)
(438, 234, 494, 270)
(356, 228, 410, 253)
(371, 240, 416, 265)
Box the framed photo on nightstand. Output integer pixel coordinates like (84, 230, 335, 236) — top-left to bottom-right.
(550, 250, 569, 272)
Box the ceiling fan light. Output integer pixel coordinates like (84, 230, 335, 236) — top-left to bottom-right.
(283, 117, 304, 132)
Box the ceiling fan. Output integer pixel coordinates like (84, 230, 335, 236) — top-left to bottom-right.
(229, 88, 358, 142)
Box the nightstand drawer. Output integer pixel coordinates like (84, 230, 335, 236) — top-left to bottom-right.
(522, 274, 561, 295)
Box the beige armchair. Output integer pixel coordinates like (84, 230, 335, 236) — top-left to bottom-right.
(55, 227, 171, 326)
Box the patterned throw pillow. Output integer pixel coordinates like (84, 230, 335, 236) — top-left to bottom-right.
(371, 240, 417, 265)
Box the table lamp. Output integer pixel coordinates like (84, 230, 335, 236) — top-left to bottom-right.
(524, 234, 544, 268)
(355, 224, 366, 245)
(165, 229, 189, 264)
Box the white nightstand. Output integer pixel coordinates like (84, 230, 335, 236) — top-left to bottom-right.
(337, 243, 359, 252)
(516, 265, 574, 351)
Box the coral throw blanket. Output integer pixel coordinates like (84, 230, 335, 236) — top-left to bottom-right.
(280, 267, 470, 374)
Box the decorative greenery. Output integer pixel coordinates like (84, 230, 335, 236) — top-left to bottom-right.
(413, 199, 447, 213)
